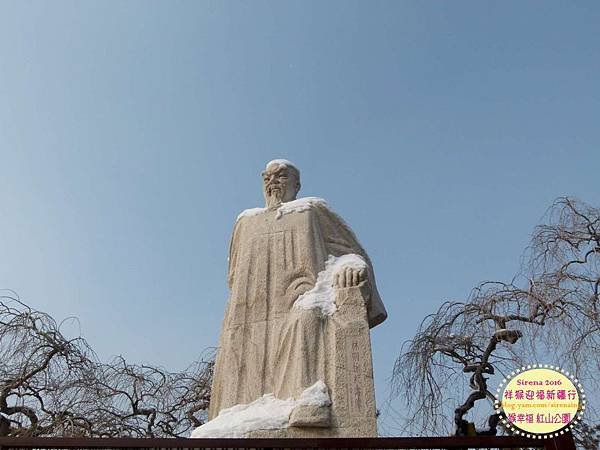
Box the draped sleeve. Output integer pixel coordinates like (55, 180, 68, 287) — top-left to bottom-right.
(313, 203, 387, 328)
(227, 220, 242, 289)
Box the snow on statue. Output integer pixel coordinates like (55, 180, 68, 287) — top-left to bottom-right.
(192, 160, 387, 438)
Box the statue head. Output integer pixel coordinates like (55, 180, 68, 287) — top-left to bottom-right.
(262, 159, 301, 208)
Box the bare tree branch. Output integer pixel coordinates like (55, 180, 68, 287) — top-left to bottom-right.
(0, 294, 214, 437)
(391, 197, 599, 447)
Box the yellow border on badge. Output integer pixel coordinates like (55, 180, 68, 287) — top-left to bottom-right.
(494, 364, 585, 439)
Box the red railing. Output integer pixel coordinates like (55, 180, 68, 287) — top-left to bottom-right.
(0, 433, 577, 450)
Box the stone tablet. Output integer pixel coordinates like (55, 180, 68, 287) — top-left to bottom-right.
(192, 160, 387, 438)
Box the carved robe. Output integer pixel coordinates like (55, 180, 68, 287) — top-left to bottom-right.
(208, 199, 386, 419)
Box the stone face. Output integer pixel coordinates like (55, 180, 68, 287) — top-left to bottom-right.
(204, 160, 387, 438)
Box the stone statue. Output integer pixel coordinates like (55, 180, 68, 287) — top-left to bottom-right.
(192, 160, 387, 438)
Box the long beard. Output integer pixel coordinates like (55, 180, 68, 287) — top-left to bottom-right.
(266, 190, 283, 208)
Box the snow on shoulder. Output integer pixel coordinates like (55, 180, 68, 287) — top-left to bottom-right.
(293, 254, 367, 317)
(236, 207, 267, 222)
(190, 381, 330, 438)
(235, 197, 330, 222)
(275, 197, 329, 219)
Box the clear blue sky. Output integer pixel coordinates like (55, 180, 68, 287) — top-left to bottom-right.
(1, 0, 599, 435)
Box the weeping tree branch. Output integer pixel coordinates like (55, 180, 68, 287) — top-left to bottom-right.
(392, 197, 599, 447)
(0, 294, 214, 437)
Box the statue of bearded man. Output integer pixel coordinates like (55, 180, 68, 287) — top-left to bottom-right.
(204, 159, 387, 437)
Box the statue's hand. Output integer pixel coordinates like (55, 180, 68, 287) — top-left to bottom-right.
(333, 267, 366, 288)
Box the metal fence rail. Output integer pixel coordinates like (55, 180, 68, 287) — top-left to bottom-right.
(0, 433, 577, 450)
